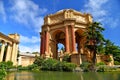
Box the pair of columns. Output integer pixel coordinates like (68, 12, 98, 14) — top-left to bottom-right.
(40, 25, 77, 57)
(0, 41, 18, 65)
(65, 25, 76, 53)
(40, 31, 49, 57)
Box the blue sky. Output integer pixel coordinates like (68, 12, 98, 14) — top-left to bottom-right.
(0, 0, 120, 52)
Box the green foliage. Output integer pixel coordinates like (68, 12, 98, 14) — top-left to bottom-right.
(114, 61, 120, 65)
(32, 52, 39, 54)
(104, 40, 120, 64)
(52, 61, 64, 71)
(34, 57, 77, 72)
(97, 66, 105, 72)
(80, 62, 91, 72)
(27, 64, 39, 70)
(17, 65, 28, 70)
(85, 22, 105, 67)
(62, 62, 77, 71)
(62, 54, 70, 62)
(34, 56, 44, 66)
(0, 61, 13, 70)
(41, 58, 58, 71)
(96, 62, 105, 66)
(0, 68, 7, 80)
(104, 40, 120, 56)
(105, 57, 112, 62)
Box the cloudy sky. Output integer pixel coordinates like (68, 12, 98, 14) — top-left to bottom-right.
(0, 0, 120, 52)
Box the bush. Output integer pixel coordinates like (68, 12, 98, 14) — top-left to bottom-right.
(97, 66, 105, 72)
(62, 62, 77, 71)
(33, 56, 77, 72)
(27, 64, 39, 70)
(41, 58, 58, 71)
(0, 61, 13, 70)
(52, 62, 64, 71)
(96, 62, 105, 66)
(34, 56, 44, 66)
(38, 58, 77, 72)
(62, 54, 71, 62)
(114, 61, 120, 65)
(0, 67, 7, 80)
(105, 57, 112, 62)
(80, 62, 91, 72)
(17, 65, 28, 70)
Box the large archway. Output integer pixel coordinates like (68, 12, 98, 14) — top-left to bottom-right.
(75, 29, 85, 54)
(51, 30, 65, 59)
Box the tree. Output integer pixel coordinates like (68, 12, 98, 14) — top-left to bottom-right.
(104, 40, 120, 63)
(85, 22, 105, 70)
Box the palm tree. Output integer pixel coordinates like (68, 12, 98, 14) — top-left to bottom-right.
(85, 22, 105, 70)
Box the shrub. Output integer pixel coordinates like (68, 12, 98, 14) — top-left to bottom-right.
(52, 62, 64, 71)
(62, 54, 70, 62)
(96, 62, 105, 66)
(33, 57, 77, 72)
(0, 61, 13, 70)
(27, 64, 39, 70)
(34, 56, 44, 66)
(97, 66, 105, 72)
(41, 58, 58, 71)
(39, 58, 76, 72)
(114, 61, 120, 65)
(0, 67, 7, 80)
(80, 62, 91, 72)
(105, 57, 112, 62)
(62, 62, 77, 71)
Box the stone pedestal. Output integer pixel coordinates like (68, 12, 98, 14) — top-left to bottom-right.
(70, 54, 82, 65)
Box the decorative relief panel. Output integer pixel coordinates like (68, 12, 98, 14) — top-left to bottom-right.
(50, 14, 64, 24)
(73, 14, 86, 23)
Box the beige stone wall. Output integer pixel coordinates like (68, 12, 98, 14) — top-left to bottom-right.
(19, 56, 35, 66)
(18, 53, 38, 66)
(96, 54, 114, 66)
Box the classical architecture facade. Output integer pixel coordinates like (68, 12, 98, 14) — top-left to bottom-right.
(18, 52, 39, 66)
(40, 9, 114, 65)
(40, 9, 92, 65)
(0, 32, 20, 65)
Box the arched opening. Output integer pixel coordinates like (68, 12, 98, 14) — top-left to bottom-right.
(75, 29, 84, 54)
(52, 30, 65, 60)
(57, 43, 65, 60)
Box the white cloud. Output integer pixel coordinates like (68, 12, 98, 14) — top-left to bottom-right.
(82, 0, 120, 28)
(0, 1, 6, 22)
(10, 0, 47, 32)
(19, 44, 40, 52)
(82, 0, 108, 21)
(20, 35, 40, 43)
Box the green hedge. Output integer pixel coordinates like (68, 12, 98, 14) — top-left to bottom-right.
(34, 57, 77, 72)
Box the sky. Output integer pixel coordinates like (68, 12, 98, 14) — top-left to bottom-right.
(0, 0, 120, 53)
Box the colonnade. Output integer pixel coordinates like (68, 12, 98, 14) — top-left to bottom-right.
(0, 32, 20, 65)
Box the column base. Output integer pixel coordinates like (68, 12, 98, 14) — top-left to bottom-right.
(70, 54, 82, 65)
(45, 52, 50, 58)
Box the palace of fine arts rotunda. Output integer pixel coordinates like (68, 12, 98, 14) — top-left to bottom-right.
(40, 9, 114, 65)
(40, 9, 93, 65)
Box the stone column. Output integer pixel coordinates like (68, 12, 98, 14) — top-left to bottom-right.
(14, 44, 18, 65)
(5, 43, 12, 61)
(11, 43, 16, 64)
(40, 34, 43, 55)
(71, 25, 76, 53)
(45, 31, 49, 57)
(0, 41, 5, 62)
(65, 25, 70, 53)
(40, 33, 45, 57)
